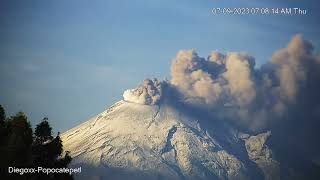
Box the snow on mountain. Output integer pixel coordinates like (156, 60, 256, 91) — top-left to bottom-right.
(60, 35, 320, 179)
(61, 87, 280, 180)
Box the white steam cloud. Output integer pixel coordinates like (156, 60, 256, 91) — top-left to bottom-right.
(123, 79, 163, 105)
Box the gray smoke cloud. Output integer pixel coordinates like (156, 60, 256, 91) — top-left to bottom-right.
(170, 34, 320, 132)
(122, 35, 320, 164)
(122, 34, 320, 170)
(123, 78, 163, 105)
(122, 34, 320, 134)
(168, 35, 320, 165)
(170, 50, 222, 106)
(170, 50, 257, 107)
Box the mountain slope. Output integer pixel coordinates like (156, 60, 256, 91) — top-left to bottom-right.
(61, 100, 278, 180)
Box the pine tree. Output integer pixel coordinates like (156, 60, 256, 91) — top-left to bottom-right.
(34, 117, 53, 143)
(5, 112, 33, 166)
(32, 117, 54, 166)
(0, 106, 73, 180)
(0, 105, 6, 145)
(48, 133, 63, 160)
(0, 105, 5, 125)
(0, 109, 34, 180)
(0, 105, 7, 167)
(32, 118, 73, 180)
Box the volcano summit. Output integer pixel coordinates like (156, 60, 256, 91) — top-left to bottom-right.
(61, 35, 320, 180)
(61, 82, 279, 180)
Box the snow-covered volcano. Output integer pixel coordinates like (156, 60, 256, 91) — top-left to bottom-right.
(61, 35, 320, 179)
(61, 80, 280, 180)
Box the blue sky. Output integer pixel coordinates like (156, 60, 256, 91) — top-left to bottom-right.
(0, 0, 319, 133)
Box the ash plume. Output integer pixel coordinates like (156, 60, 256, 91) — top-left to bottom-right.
(169, 35, 320, 133)
(123, 78, 163, 105)
(123, 35, 320, 155)
(117, 34, 320, 174)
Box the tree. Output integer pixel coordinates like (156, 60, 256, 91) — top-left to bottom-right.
(32, 118, 73, 180)
(0, 105, 7, 167)
(48, 133, 63, 160)
(0, 106, 73, 180)
(3, 112, 33, 167)
(34, 117, 53, 143)
(0, 110, 33, 180)
(0, 105, 7, 145)
(0, 105, 5, 125)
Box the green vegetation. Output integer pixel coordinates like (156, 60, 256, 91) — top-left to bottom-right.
(0, 105, 73, 180)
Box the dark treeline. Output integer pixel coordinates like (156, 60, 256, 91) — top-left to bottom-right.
(0, 105, 73, 180)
